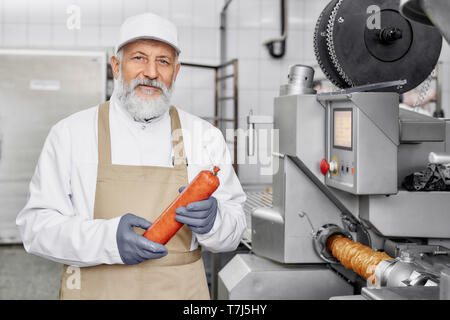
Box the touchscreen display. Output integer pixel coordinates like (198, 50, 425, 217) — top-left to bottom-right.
(334, 109, 352, 150)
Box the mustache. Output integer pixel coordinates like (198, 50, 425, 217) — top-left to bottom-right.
(127, 78, 169, 96)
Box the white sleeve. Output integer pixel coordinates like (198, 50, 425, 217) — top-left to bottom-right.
(16, 121, 123, 267)
(194, 127, 247, 253)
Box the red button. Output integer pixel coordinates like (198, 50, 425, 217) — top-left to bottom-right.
(320, 158, 329, 176)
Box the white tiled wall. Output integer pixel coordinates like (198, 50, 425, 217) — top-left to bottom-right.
(0, 0, 221, 121)
(224, 0, 331, 184)
(1, 0, 449, 185)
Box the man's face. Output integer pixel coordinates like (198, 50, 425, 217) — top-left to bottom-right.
(111, 39, 181, 100)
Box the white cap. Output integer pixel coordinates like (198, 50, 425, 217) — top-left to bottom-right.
(116, 12, 180, 55)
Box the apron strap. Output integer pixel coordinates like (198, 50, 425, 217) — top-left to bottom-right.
(97, 102, 188, 168)
(98, 101, 112, 165)
(169, 106, 188, 168)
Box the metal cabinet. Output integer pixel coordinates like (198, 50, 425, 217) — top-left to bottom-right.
(0, 49, 106, 243)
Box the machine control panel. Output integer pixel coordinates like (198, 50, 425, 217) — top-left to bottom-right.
(320, 158, 354, 177)
(333, 109, 352, 150)
(326, 107, 356, 190)
(320, 158, 338, 175)
(318, 92, 398, 195)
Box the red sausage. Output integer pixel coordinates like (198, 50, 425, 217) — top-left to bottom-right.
(142, 166, 220, 245)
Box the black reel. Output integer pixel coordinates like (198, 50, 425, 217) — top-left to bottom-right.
(314, 0, 442, 93)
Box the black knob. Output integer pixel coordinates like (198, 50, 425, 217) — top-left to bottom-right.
(377, 27, 403, 43)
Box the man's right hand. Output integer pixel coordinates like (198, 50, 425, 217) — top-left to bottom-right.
(116, 213, 168, 265)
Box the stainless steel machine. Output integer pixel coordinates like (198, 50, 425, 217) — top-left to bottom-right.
(219, 0, 450, 300)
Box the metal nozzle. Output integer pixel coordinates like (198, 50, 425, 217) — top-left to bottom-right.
(280, 64, 316, 96)
(313, 224, 352, 263)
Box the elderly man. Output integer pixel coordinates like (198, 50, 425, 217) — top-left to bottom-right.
(16, 13, 246, 300)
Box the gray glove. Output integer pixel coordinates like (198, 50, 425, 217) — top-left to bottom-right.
(116, 213, 168, 265)
(175, 187, 218, 234)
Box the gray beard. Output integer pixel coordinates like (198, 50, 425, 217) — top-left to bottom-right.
(112, 73, 174, 123)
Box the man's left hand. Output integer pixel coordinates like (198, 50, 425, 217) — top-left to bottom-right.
(175, 186, 218, 234)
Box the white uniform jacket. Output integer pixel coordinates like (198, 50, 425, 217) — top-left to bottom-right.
(16, 97, 247, 267)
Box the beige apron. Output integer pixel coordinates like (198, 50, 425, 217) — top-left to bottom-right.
(59, 101, 210, 300)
